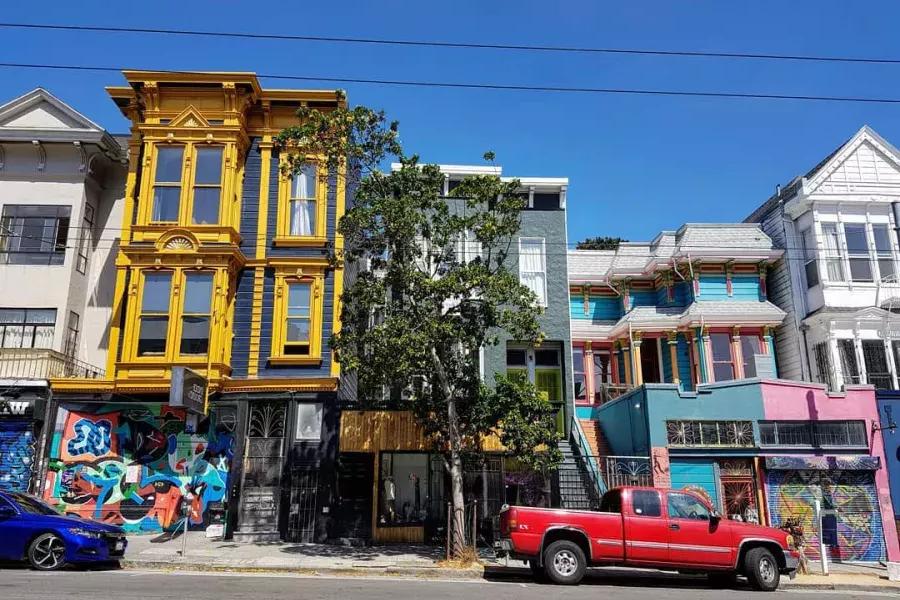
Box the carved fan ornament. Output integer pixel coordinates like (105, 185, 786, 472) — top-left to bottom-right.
(163, 236, 195, 251)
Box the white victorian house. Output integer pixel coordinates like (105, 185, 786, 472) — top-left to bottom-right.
(746, 125, 900, 391)
(0, 88, 125, 493)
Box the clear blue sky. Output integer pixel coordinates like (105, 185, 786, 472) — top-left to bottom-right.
(1, 1, 899, 244)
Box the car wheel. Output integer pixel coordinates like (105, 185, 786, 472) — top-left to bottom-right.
(542, 540, 586, 585)
(744, 547, 780, 592)
(28, 533, 67, 571)
(707, 571, 738, 588)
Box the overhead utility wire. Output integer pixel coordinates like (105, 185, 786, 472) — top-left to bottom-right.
(1, 22, 900, 65)
(1, 62, 900, 105)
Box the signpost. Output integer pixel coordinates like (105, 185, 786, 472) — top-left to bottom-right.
(169, 367, 207, 415)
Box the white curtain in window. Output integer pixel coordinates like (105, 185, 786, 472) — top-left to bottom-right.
(290, 199, 313, 236)
(519, 239, 546, 305)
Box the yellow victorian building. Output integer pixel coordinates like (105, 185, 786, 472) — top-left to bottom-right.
(44, 72, 346, 543)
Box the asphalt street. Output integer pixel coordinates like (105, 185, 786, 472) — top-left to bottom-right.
(0, 569, 893, 600)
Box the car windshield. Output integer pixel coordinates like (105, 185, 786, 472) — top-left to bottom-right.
(9, 493, 59, 516)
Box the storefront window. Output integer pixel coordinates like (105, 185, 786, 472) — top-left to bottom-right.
(379, 452, 430, 526)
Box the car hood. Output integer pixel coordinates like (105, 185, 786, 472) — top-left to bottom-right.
(28, 513, 124, 534)
(728, 520, 788, 544)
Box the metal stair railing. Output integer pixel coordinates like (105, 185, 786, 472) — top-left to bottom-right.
(570, 417, 608, 496)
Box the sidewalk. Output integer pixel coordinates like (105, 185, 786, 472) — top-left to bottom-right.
(122, 532, 900, 592)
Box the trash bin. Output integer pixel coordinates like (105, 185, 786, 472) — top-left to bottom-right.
(206, 501, 226, 539)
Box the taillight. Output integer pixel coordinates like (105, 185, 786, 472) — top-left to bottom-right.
(507, 507, 519, 531)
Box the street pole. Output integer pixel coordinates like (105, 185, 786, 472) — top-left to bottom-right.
(815, 499, 828, 575)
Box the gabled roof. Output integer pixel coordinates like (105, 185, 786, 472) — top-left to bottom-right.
(745, 125, 900, 222)
(0, 88, 120, 155)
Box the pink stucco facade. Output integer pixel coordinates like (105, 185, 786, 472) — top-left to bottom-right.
(760, 380, 900, 562)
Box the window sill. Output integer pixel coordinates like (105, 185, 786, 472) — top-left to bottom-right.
(273, 236, 328, 248)
(268, 355, 322, 366)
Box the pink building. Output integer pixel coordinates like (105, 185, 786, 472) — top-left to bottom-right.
(759, 380, 899, 562)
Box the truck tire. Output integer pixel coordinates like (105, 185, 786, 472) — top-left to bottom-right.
(744, 547, 780, 592)
(542, 540, 586, 585)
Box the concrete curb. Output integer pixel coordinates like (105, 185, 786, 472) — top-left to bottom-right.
(121, 560, 486, 580)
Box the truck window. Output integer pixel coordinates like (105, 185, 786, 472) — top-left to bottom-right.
(599, 490, 622, 513)
(667, 492, 711, 521)
(631, 490, 661, 517)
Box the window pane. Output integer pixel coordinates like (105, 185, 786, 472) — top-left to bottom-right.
(286, 319, 310, 342)
(183, 273, 214, 314)
(192, 188, 220, 225)
(26, 309, 56, 324)
(180, 316, 210, 354)
(152, 187, 181, 222)
(873, 224, 892, 253)
(292, 164, 317, 198)
(632, 490, 661, 517)
(506, 349, 527, 367)
(289, 199, 316, 236)
(741, 335, 759, 378)
(137, 316, 168, 355)
(379, 452, 429, 525)
(710, 333, 732, 361)
(845, 224, 868, 253)
(668, 493, 710, 520)
(849, 258, 873, 281)
(535, 349, 559, 366)
(295, 403, 323, 440)
(155, 147, 184, 182)
(288, 284, 311, 316)
(880, 259, 896, 282)
(141, 273, 172, 312)
(713, 362, 734, 382)
(194, 147, 223, 185)
(0, 309, 26, 324)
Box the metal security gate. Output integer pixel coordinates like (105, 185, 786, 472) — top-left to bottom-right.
(286, 464, 319, 542)
(766, 470, 886, 561)
(238, 402, 287, 536)
(0, 419, 34, 492)
(334, 453, 374, 540)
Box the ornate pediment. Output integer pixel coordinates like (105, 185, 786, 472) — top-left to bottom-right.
(168, 105, 212, 129)
(156, 229, 200, 252)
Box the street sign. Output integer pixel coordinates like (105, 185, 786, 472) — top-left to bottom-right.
(169, 367, 207, 415)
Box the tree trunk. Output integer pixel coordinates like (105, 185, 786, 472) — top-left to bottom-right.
(448, 438, 467, 557)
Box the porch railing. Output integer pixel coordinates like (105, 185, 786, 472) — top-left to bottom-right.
(0, 348, 105, 380)
(594, 383, 634, 405)
(598, 455, 653, 488)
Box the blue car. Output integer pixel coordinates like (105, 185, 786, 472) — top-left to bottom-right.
(0, 490, 127, 571)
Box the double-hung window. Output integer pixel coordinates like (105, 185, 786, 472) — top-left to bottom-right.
(821, 222, 844, 282)
(137, 272, 173, 356)
(289, 164, 317, 236)
(710, 332, 735, 381)
(0, 205, 70, 265)
(873, 224, 896, 282)
(152, 147, 184, 223)
(740, 334, 761, 378)
(844, 223, 873, 282)
(271, 270, 325, 364)
(519, 237, 547, 306)
(800, 228, 819, 288)
(0, 309, 56, 348)
(76, 204, 94, 274)
(276, 160, 327, 244)
(285, 282, 312, 356)
(180, 273, 214, 355)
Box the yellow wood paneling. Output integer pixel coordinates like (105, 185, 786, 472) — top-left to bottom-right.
(373, 525, 425, 543)
(340, 411, 429, 452)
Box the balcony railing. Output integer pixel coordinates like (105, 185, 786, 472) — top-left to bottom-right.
(599, 455, 653, 488)
(0, 348, 105, 381)
(594, 383, 634, 405)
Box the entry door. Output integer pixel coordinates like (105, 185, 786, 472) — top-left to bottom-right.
(666, 491, 733, 567)
(623, 489, 670, 564)
(334, 453, 374, 540)
(238, 402, 287, 534)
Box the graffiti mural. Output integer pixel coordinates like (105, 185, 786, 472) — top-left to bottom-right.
(766, 470, 886, 561)
(0, 419, 35, 492)
(43, 403, 235, 534)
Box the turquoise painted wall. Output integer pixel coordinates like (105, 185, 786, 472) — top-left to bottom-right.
(698, 274, 760, 301)
(661, 339, 673, 383)
(631, 290, 657, 307)
(569, 295, 622, 321)
(670, 459, 720, 509)
(677, 335, 693, 390)
(594, 388, 650, 456)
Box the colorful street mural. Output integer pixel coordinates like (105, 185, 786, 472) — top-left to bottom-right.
(765, 470, 886, 561)
(0, 419, 34, 492)
(43, 403, 235, 534)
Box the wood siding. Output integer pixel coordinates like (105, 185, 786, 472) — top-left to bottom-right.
(340, 411, 429, 452)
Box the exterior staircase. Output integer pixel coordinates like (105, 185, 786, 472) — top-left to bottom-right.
(555, 437, 604, 510)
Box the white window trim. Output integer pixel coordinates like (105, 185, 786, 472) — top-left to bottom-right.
(518, 237, 548, 307)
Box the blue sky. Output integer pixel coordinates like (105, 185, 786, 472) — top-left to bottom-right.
(1, 1, 899, 244)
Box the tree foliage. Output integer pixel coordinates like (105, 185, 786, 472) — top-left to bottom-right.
(576, 236, 626, 250)
(276, 104, 562, 555)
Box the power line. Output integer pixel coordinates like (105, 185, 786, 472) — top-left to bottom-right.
(2, 22, 900, 66)
(1, 62, 900, 105)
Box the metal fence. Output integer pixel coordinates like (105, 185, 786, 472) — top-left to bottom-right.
(598, 455, 652, 488)
(595, 383, 633, 405)
(0, 348, 104, 380)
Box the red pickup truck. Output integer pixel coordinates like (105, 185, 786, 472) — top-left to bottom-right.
(496, 486, 799, 591)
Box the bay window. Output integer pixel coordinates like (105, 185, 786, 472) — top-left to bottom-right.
(821, 222, 844, 282)
(844, 223, 873, 282)
(873, 224, 896, 282)
(180, 272, 214, 355)
(148, 144, 225, 226)
(191, 147, 223, 225)
(710, 332, 735, 381)
(740, 334, 761, 378)
(151, 147, 183, 223)
(800, 228, 818, 288)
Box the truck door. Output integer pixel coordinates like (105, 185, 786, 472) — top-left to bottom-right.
(665, 491, 733, 567)
(622, 489, 669, 564)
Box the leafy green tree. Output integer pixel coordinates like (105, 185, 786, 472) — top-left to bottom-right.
(277, 105, 561, 556)
(577, 236, 625, 250)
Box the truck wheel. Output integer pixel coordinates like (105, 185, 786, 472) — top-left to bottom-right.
(542, 540, 586, 585)
(744, 547, 780, 592)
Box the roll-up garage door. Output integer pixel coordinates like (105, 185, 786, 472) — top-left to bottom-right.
(0, 419, 34, 492)
(766, 470, 885, 562)
(669, 459, 720, 510)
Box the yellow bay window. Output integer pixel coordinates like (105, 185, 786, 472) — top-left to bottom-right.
(143, 143, 227, 229)
(270, 269, 325, 364)
(275, 159, 327, 246)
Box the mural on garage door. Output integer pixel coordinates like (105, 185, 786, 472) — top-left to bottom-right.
(0, 419, 34, 492)
(766, 470, 886, 561)
(43, 403, 235, 534)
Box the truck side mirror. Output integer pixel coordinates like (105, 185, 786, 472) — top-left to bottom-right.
(710, 510, 722, 522)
